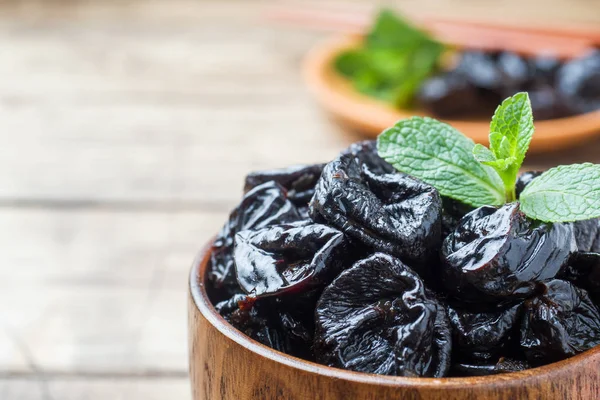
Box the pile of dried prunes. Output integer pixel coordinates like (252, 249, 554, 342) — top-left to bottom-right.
(205, 141, 600, 378)
(418, 49, 600, 121)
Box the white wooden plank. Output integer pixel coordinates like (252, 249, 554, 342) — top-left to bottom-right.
(0, 208, 225, 373)
(0, 378, 190, 400)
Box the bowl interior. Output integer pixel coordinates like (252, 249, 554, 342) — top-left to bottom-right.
(190, 242, 600, 388)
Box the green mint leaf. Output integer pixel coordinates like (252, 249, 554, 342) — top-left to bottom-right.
(366, 9, 428, 49)
(472, 93, 534, 202)
(377, 117, 505, 207)
(391, 40, 445, 108)
(472, 144, 496, 163)
(334, 9, 445, 109)
(334, 50, 369, 77)
(489, 132, 512, 160)
(520, 163, 600, 222)
(489, 92, 534, 168)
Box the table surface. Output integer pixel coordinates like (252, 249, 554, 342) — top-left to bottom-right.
(1, 1, 599, 399)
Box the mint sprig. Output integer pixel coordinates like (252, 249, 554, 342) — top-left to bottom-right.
(377, 93, 600, 223)
(472, 93, 534, 202)
(334, 9, 445, 108)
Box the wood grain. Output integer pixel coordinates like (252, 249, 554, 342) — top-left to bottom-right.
(0, 378, 189, 400)
(0, 0, 599, 399)
(0, 208, 224, 374)
(189, 246, 600, 400)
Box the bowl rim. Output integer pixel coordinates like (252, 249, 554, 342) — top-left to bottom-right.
(190, 239, 600, 388)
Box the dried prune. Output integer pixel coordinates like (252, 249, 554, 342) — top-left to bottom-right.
(448, 303, 522, 362)
(572, 218, 600, 252)
(215, 291, 317, 359)
(340, 140, 393, 173)
(451, 358, 530, 376)
(244, 164, 325, 218)
(208, 182, 302, 299)
(233, 221, 347, 298)
(515, 170, 543, 198)
(441, 197, 474, 239)
(314, 253, 451, 377)
(417, 73, 485, 118)
(456, 51, 504, 90)
(527, 84, 572, 120)
(441, 203, 575, 303)
(310, 141, 442, 267)
(497, 52, 534, 90)
(520, 279, 600, 365)
(531, 55, 561, 84)
(561, 252, 600, 304)
(557, 49, 600, 114)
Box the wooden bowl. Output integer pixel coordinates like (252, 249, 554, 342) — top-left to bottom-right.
(189, 242, 600, 400)
(302, 35, 600, 153)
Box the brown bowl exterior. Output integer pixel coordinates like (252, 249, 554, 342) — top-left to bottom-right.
(189, 243, 600, 400)
(302, 35, 600, 153)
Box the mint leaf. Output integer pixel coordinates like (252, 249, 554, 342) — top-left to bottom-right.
(489, 92, 534, 168)
(377, 117, 505, 207)
(472, 144, 496, 163)
(471, 93, 534, 201)
(334, 49, 369, 77)
(391, 40, 445, 108)
(334, 9, 445, 109)
(520, 163, 600, 222)
(366, 10, 429, 49)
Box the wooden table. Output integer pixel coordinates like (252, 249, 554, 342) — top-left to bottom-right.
(0, 1, 598, 399)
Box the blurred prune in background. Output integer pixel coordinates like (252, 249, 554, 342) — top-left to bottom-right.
(419, 49, 600, 120)
(557, 49, 600, 115)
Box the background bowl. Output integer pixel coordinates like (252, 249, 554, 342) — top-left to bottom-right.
(189, 242, 600, 400)
(302, 35, 600, 153)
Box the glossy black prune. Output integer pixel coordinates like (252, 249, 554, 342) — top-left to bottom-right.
(557, 49, 600, 114)
(340, 140, 394, 173)
(244, 164, 325, 218)
(208, 181, 302, 299)
(310, 141, 442, 267)
(451, 358, 530, 377)
(572, 219, 600, 252)
(520, 279, 600, 365)
(417, 73, 485, 118)
(527, 84, 573, 120)
(448, 303, 522, 362)
(496, 52, 534, 89)
(456, 51, 504, 90)
(515, 170, 543, 198)
(233, 221, 347, 298)
(531, 55, 561, 84)
(441, 203, 576, 303)
(314, 253, 451, 377)
(441, 197, 474, 239)
(215, 291, 317, 359)
(561, 252, 600, 304)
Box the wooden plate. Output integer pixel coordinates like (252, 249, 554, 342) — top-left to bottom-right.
(189, 242, 600, 400)
(302, 35, 600, 153)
